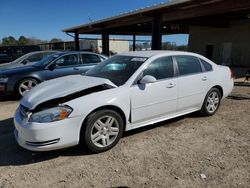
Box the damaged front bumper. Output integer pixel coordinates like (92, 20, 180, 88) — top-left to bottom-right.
(14, 107, 86, 151)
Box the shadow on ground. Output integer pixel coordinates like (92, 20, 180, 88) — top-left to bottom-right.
(0, 112, 202, 167)
(227, 94, 250, 100)
(0, 95, 19, 102)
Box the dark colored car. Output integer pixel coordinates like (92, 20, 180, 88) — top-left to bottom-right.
(0, 51, 107, 97)
(0, 45, 41, 64)
(0, 51, 58, 70)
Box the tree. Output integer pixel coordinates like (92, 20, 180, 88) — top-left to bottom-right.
(50, 38, 63, 43)
(27, 37, 44, 45)
(18, 36, 29, 45)
(2, 36, 17, 46)
(176, 45, 188, 51)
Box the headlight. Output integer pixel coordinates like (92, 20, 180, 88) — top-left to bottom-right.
(29, 106, 73, 123)
(0, 75, 8, 83)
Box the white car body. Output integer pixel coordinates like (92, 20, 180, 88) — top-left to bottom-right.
(14, 51, 234, 151)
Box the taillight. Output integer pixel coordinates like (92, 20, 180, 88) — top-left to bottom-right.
(230, 68, 234, 79)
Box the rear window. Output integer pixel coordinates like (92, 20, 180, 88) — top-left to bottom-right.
(200, 58, 213, 72)
(82, 54, 101, 64)
(175, 55, 202, 76)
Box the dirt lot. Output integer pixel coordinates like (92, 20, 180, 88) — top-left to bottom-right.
(0, 86, 249, 188)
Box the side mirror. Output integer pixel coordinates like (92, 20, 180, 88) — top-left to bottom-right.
(48, 63, 56, 71)
(139, 75, 157, 84)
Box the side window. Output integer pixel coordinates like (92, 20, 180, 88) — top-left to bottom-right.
(26, 53, 43, 62)
(82, 54, 101, 64)
(200, 58, 213, 72)
(55, 54, 79, 67)
(143, 56, 174, 80)
(175, 56, 202, 76)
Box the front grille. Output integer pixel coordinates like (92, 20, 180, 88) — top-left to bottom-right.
(19, 105, 30, 120)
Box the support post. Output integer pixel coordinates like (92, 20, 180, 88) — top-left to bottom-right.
(63, 42, 66, 50)
(102, 28, 109, 56)
(74, 32, 80, 51)
(133, 34, 136, 51)
(151, 15, 162, 50)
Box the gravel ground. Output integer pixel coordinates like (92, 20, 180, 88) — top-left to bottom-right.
(0, 86, 249, 188)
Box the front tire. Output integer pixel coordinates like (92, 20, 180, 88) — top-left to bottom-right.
(17, 78, 38, 97)
(82, 110, 124, 153)
(200, 88, 221, 116)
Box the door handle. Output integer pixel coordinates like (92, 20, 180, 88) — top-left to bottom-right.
(166, 83, 176, 88)
(202, 76, 208, 81)
(73, 67, 79, 71)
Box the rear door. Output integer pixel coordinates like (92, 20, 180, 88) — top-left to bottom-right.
(43, 53, 82, 80)
(78, 53, 103, 74)
(174, 55, 209, 112)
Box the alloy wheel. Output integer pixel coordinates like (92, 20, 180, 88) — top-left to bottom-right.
(90, 115, 120, 148)
(19, 80, 37, 96)
(206, 91, 220, 113)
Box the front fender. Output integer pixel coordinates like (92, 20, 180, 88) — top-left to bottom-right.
(65, 86, 131, 124)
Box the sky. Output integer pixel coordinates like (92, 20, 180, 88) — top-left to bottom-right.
(0, 0, 188, 45)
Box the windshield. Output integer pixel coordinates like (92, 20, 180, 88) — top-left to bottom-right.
(34, 53, 61, 67)
(85, 55, 147, 86)
(11, 53, 31, 64)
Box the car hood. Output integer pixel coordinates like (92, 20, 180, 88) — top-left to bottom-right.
(21, 75, 117, 110)
(0, 61, 38, 70)
(0, 64, 39, 75)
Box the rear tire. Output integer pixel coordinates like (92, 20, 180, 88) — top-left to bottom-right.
(81, 109, 124, 153)
(200, 88, 221, 116)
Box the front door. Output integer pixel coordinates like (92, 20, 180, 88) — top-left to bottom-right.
(43, 53, 82, 80)
(130, 56, 178, 124)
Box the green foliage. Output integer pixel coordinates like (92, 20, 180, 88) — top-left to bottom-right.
(50, 38, 63, 43)
(0, 36, 59, 46)
(162, 42, 188, 51)
(18, 36, 29, 45)
(2, 36, 17, 46)
(129, 42, 188, 51)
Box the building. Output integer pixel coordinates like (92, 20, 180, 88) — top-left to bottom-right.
(39, 38, 129, 55)
(189, 19, 250, 67)
(63, 0, 250, 77)
(79, 39, 129, 54)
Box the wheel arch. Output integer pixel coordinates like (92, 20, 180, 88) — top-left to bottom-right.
(212, 85, 223, 98)
(14, 76, 41, 90)
(79, 105, 127, 140)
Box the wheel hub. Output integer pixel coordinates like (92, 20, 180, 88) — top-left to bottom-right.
(102, 127, 108, 134)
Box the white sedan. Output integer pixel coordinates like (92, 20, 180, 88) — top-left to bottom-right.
(14, 51, 234, 153)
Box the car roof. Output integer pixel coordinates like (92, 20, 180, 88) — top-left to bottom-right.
(120, 50, 200, 58)
(53, 51, 106, 56)
(24, 50, 58, 55)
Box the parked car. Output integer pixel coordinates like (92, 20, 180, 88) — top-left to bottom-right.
(0, 51, 58, 70)
(14, 51, 234, 153)
(0, 45, 41, 64)
(0, 51, 107, 96)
